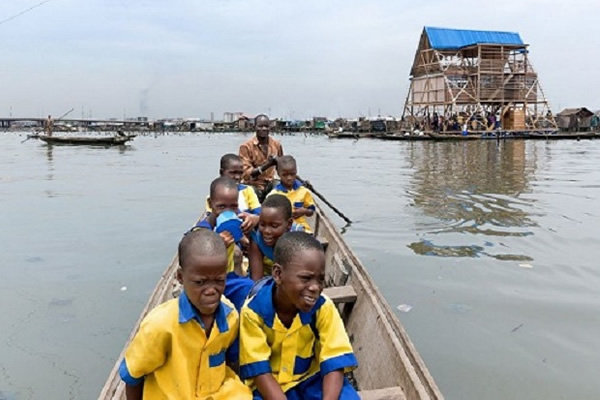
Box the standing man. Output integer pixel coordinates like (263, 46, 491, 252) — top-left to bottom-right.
(44, 115, 54, 137)
(239, 114, 283, 201)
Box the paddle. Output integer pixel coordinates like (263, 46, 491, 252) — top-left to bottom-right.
(297, 175, 352, 225)
(21, 108, 75, 143)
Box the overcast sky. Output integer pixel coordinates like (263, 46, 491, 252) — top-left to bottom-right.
(1, 0, 598, 119)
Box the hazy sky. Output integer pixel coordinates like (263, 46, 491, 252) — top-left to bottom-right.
(1, 0, 598, 119)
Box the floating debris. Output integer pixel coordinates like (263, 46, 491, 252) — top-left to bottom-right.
(120, 286, 128, 292)
(511, 323, 524, 333)
(49, 297, 74, 307)
(396, 304, 413, 313)
(519, 263, 533, 269)
(447, 303, 472, 314)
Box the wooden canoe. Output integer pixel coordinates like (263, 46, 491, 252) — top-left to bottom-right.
(98, 205, 444, 400)
(34, 134, 136, 145)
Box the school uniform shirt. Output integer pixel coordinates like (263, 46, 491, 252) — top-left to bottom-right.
(205, 184, 261, 215)
(249, 224, 305, 277)
(239, 278, 358, 393)
(267, 180, 315, 233)
(119, 293, 251, 400)
(190, 217, 236, 274)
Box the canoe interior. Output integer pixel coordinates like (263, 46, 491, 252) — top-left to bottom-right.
(98, 204, 443, 400)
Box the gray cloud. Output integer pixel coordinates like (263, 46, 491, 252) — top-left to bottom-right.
(1, 0, 598, 118)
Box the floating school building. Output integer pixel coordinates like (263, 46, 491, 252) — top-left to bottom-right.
(402, 27, 557, 133)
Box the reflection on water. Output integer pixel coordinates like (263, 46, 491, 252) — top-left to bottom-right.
(406, 140, 538, 260)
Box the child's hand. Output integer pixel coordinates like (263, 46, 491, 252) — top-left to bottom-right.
(238, 212, 259, 233)
(219, 231, 234, 247)
(292, 207, 308, 219)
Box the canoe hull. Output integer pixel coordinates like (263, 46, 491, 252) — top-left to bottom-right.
(36, 134, 135, 145)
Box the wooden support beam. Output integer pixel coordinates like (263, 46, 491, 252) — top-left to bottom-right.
(323, 286, 357, 304)
(359, 386, 407, 400)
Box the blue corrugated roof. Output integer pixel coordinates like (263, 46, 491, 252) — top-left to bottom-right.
(425, 27, 524, 50)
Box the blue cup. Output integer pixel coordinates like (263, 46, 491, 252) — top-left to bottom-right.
(215, 210, 243, 242)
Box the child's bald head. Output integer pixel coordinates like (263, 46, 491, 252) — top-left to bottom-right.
(178, 229, 227, 269)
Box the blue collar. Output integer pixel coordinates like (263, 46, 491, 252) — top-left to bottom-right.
(250, 230, 274, 261)
(274, 179, 302, 193)
(237, 183, 247, 191)
(247, 277, 325, 328)
(193, 217, 214, 230)
(178, 291, 231, 333)
(250, 224, 304, 260)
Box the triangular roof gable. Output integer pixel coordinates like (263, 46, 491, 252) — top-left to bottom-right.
(410, 26, 526, 76)
(557, 107, 594, 117)
(424, 26, 524, 50)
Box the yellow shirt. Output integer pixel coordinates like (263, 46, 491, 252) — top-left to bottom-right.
(267, 180, 315, 233)
(119, 293, 251, 399)
(239, 278, 357, 393)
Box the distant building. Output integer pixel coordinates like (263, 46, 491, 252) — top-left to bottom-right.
(223, 112, 244, 123)
(556, 108, 594, 131)
(402, 27, 557, 132)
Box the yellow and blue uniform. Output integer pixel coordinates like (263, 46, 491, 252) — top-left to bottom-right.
(267, 180, 315, 233)
(190, 217, 236, 274)
(239, 278, 359, 399)
(119, 293, 251, 400)
(249, 224, 305, 277)
(205, 184, 261, 215)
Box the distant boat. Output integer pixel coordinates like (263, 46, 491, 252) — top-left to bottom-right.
(30, 133, 136, 146)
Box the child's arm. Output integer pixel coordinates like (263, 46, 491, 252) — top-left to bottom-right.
(303, 190, 315, 217)
(125, 382, 144, 400)
(315, 298, 359, 398)
(291, 207, 313, 219)
(248, 239, 265, 281)
(254, 373, 287, 400)
(322, 370, 344, 400)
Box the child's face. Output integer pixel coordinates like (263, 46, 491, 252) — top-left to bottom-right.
(258, 207, 292, 247)
(221, 160, 244, 184)
(209, 186, 239, 218)
(177, 254, 227, 316)
(278, 165, 297, 189)
(273, 248, 325, 313)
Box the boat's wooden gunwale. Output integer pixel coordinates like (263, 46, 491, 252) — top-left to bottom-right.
(313, 207, 443, 399)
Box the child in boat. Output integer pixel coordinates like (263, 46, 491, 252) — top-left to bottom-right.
(239, 231, 359, 400)
(248, 193, 304, 281)
(119, 229, 251, 400)
(191, 177, 251, 311)
(267, 155, 315, 233)
(205, 153, 261, 233)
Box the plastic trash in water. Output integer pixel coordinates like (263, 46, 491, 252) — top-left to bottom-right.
(519, 263, 533, 269)
(120, 286, 128, 291)
(397, 304, 413, 313)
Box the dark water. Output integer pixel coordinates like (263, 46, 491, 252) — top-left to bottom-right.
(1, 132, 599, 399)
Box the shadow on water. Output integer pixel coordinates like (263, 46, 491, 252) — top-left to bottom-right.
(406, 140, 539, 260)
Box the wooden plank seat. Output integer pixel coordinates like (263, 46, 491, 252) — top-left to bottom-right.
(318, 237, 329, 251)
(358, 386, 406, 400)
(323, 285, 357, 304)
